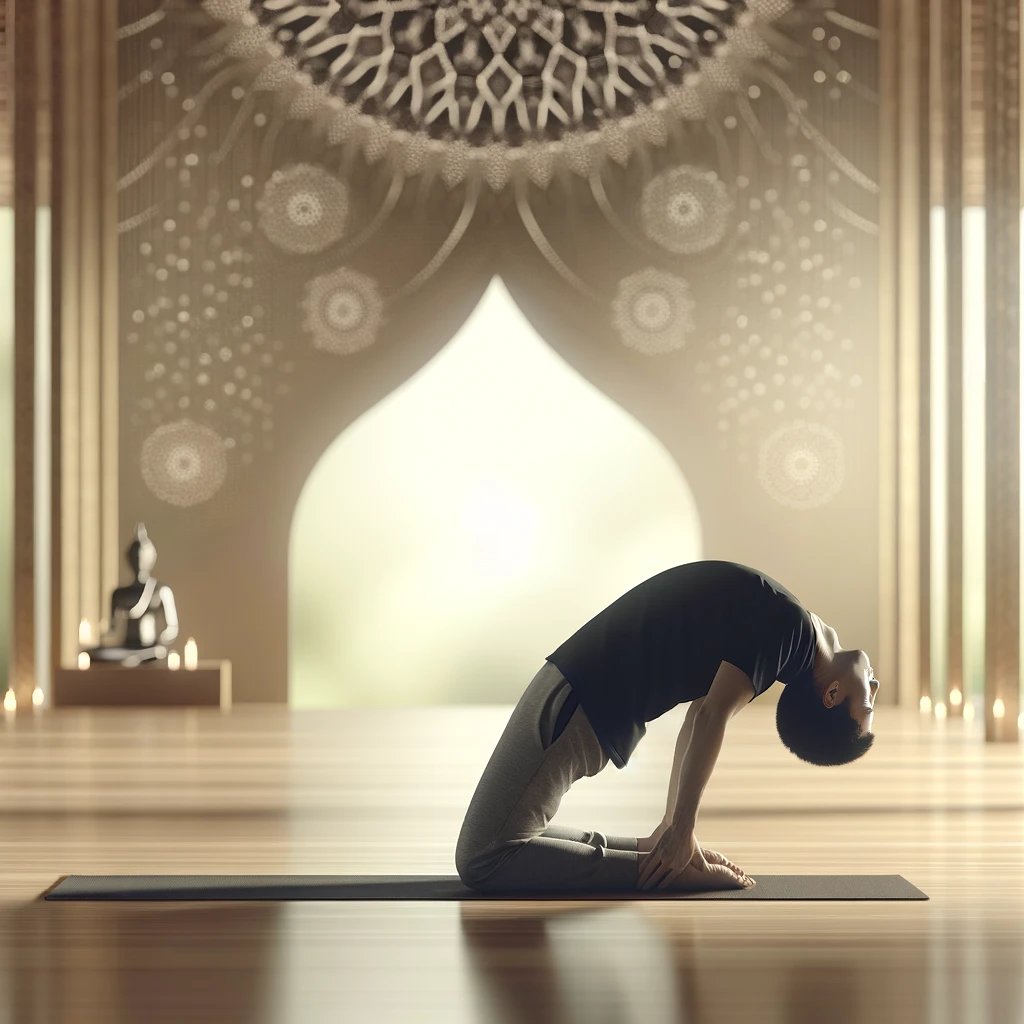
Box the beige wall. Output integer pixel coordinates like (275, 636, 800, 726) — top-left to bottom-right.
(109, 2, 883, 704)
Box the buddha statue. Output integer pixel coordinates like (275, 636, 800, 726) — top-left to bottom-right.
(85, 523, 179, 666)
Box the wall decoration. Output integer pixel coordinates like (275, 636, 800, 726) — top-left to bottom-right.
(141, 419, 229, 507)
(639, 165, 733, 254)
(757, 420, 845, 509)
(111, 0, 882, 699)
(199, 0, 799, 187)
(612, 268, 695, 355)
(301, 267, 385, 355)
(257, 163, 350, 254)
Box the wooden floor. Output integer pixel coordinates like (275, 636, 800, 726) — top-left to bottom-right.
(1, 700, 1022, 1023)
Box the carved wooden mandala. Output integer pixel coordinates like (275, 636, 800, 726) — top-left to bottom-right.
(203, 0, 794, 186)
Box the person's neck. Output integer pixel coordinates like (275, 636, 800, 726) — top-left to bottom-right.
(809, 615, 840, 696)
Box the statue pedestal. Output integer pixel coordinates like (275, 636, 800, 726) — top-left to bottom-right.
(52, 661, 232, 709)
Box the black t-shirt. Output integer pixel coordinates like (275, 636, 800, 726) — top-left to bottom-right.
(546, 561, 818, 768)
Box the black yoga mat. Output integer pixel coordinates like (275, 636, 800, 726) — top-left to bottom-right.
(44, 874, 928, 901)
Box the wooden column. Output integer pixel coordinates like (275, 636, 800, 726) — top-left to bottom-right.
(10, 0, 38, 703)
(915, 0, 933, 714)
(877, 0, 901, 699)
(49, 0, 120, 671)
(982, 0, 1021, 742)
(938, 0, 967, 717)
(886, 0, 930, 711)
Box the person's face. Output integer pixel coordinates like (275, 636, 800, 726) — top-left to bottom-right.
(823, 648, 878, 738)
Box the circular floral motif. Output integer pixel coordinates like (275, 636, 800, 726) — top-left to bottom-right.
(302, 268, 384, 355)
(257, 164, 349, 254)
(640, 166, 733, 254)
(202, 0, 794, 186)
(758, 420, 845, 509)
(141, 419, 229, 507)
(612, 268, 695, 355)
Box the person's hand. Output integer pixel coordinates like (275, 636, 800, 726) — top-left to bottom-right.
(637, 826, 753, 891)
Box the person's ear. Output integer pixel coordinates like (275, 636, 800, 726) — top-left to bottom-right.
(823, 682, 839, 708)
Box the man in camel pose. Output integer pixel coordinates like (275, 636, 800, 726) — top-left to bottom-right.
(456, 560, 878, 893)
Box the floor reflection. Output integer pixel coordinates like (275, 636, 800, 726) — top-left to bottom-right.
(458, 902, 1023, 1024)
(2, 896, 1021, 1023)
(3, 899, 283, 1024)
(460, 903, 690, 1024)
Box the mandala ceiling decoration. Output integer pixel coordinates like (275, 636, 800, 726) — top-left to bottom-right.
(612, 267, 695, 355)
(257, 163, 350, 253)
(202, 0, 795, 187)
(118, 0, 879, 506)
(757, 420, 845, 509)
(141, 419, 230, 507)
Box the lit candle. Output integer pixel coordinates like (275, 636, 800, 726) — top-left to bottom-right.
(963, 701, 976, 723)
(31, 687, 43, 707)
(183, 638, 198, 671)
(919, 695, 932, 715)
(993, 698, 1006, 720)
(77, 651, 91, 670)
(3, 691, 16, 712)
(167, 651, 181, 671)
(949, 688, 962, 707)
(78, 619, 93, 648)
(934, 701, 947, 720)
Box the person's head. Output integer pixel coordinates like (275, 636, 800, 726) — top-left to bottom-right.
(775, 616, 878, 766)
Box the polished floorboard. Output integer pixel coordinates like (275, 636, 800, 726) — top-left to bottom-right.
(0, 700, 1021, 1023)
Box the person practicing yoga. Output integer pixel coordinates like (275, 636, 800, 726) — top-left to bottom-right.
(456, 559, 879, 893)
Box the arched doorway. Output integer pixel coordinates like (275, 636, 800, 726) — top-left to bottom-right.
(289, 279, 702, 707)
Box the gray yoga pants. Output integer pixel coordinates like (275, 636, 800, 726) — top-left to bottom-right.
(455, 661, 639, 892)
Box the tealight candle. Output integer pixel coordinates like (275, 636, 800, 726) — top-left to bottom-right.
(993, 698, 1006, 720)
(949, 688, 962, 707)
(3, 691, 16, 712)
(31, 687, 43, 707)
(919, 695, 932, 714)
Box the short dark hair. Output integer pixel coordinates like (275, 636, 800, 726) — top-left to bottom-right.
(775, 679, 875, 766)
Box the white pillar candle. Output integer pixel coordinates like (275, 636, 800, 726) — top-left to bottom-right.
(3, 691, 16, 712)
(167, 651, 181, 671)
(183, 638, 198, 671)
(78, 619, 93, 648)
(77, 651, 91, 670)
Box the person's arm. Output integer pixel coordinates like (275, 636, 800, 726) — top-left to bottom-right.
(666, 704, 729, 831)
(663, 698, 703, 822)
(637, 661, 754, 889)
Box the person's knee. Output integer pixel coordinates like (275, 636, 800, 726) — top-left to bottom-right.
(455, 828, 491, 889)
